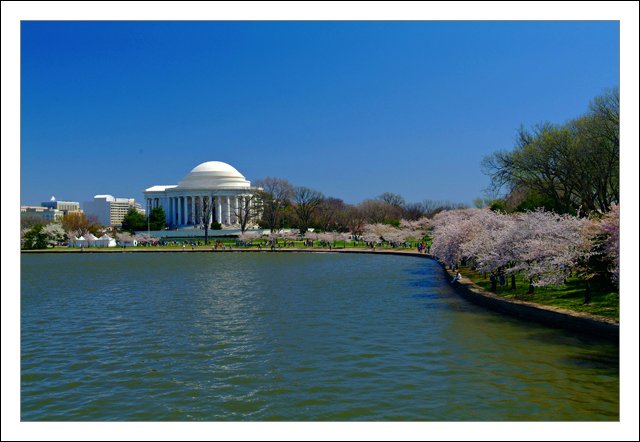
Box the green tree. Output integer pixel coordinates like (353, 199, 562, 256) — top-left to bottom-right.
(121, 208, 147, 233)
(149, 206, 167, 230)
(513, 190, 559, 213)
(22, 224, 49, 250)
(481, 86, 619, 214)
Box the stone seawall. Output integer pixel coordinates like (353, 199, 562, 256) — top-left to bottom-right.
(439, 262, 619, 342)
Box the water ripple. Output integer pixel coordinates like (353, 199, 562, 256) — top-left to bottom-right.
(21, 253, 618, 421)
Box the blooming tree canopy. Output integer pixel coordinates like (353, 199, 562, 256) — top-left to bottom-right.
(430, 207, 607, 294)
(600, 203, 620, 285)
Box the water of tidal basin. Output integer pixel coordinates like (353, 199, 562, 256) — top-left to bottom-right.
(21, 252, 619, 421)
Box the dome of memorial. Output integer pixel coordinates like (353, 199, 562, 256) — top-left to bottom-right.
(177, 161, 251, 189)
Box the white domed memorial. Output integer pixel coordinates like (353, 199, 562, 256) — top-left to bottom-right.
(143, 161, 261, 228)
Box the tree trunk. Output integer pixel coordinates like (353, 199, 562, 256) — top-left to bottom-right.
(527, 278, 534, 294)
(584, 279, 591, 304)
(511, 274, 516, 290)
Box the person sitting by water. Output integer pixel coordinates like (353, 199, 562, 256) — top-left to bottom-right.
(451, 272, 462, 284)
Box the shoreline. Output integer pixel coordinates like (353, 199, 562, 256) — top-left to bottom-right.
(21, 248, 619, 341)
(438, 262, 619, 342)
(20, 248, 429, 256)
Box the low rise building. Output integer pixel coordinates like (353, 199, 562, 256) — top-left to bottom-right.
(83, 195, 145, 227)
(41, 197, 82, 215)
(20, 206, 64, 222)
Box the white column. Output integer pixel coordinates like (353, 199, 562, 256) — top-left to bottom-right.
(197, 195, 202, 225)
(242, 195, 247, 223)
(225, 196, 230, 225)
(206, 196, 213, 226)
(231, 196, 235, 223)
(177, 197, 182, 225)
(193, 195, 198, 225)
(216, 197, 222, 224)
(194, 195, 198, 225)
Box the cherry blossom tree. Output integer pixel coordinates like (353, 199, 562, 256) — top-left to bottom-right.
(339, 232, 352, 248)
(42, 223, 67, 245)
(361, 223, 393, 245)
(505, 210, 600, 299)
(65, 230, 83, 246)
(115, 232, 135, 247)
(427, 205, 615, 298)
(21, 228, 30, 245)
(317, 232, 341, 247)
(600, 203, 620, 286)
(460, 209, 515, 272)
(267, 231, 280, 244)
(281, 229, 300, 246)
(135, 233, 153, 245)
(304, 231, 319, 246)
(399, 218, 428, 243)
(430, 208, 484, 267)
(239, 231, 262, 243)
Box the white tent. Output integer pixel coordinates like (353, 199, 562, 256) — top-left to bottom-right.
(95, 234, 117, 247)
(71, 236, 86, 247)
(84, 233, 98, 247)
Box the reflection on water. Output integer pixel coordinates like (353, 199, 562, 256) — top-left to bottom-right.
(21, 253, 618, 421)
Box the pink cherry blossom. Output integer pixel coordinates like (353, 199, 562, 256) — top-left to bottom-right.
(600, 203, 620, 285)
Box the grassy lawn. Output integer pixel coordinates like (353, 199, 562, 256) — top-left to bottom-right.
(43, 241, 419, 252)
(459, 267, 619, 320)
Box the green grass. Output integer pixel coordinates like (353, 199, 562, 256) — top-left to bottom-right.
(42, 241, 420, 252)
(459, 267, 619, 320)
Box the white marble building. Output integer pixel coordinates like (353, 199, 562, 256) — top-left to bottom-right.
(142, 161, 260, 228)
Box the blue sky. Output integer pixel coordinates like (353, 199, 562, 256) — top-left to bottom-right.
(19, 20, 619, 207)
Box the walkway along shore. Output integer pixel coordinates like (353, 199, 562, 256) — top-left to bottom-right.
(22, 248, 619, 341)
